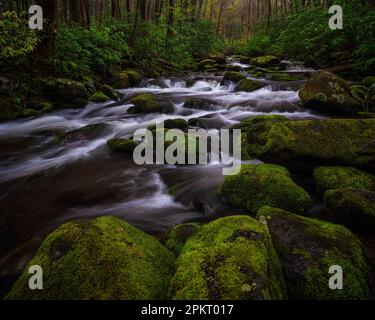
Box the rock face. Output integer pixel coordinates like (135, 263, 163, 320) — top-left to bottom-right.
(235, 79, 265, 92)
(241, 116, 375, 169)
(325, 188, 375, 233)
(220, 164, 310, 214)
(299, 71, 362, 114)
(313, 166, 375, 194)
(6, 216, 175, 300)
(168, 215, 287, 300)
(257, 206, 368, 300)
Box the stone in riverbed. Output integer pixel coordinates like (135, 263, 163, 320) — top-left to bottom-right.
(38, 78, 88, 101)
(251, 55, 281, 67)
(5, 216, 175, 300)
(207, 53, 226, 65)
(219, 164, 311, 214)
(257, 206, 368, 300)
(101, 84, 118, 100)
(313, 166, 375, 195)
(241, 116, 375, 169)
(89, 91, 111, 103)
(107, 138, 138, 152)
(130, 93, 163, 113)
(324, 187, 375, 233)
(198, 59, 218, 70)
(299, 71, 362, 114)
(168, 215, 287, 300)
(221, 71, 246, 84)
(235, 79, 266, 92)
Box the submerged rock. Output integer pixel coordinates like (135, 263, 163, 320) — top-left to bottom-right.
(313, 166, 375, 195)
(257, 206, 368, 300)
(219, 164, 311, 214)
(235, 79, 265, 92)
(299, 71, 362, 114)
(5, 216, 175, 300)
(325, 188, 375, 233)
(241, 116, 375, 169)
(168, 215, 287, 300)
(54, 123, 107, 144)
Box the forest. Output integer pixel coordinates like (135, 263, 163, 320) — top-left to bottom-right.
(0, 0, 375, 301)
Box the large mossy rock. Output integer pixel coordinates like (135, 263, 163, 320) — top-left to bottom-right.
(251, 55, 281, 67)
(325, 188, 375, 233)
(6, 216, 175, 300)
(130, 93, 163, 113)
(113, 72, 130, 89)
(242, 116, 375, 169)
(220, 164, 310, 214)
(101, 84, 118, 100)
(313, 166, 375, 195)
(89, 91, 111, 103)
(39, 78, 88, 101)
(207, 53, 226, 65)
(235, 79, 265, 92)
(162, 223, 202, 256)
(257, 206, 368, 300)
(299, 71, 362, 114)
(199, 59, 218, 70)
(168, 215, 287, 300)
(222, 71, 246, 84)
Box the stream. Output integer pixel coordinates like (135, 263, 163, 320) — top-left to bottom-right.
(0, 58, 324, 295)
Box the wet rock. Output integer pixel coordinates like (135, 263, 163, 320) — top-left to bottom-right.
(101, 84, 118, 100)
(221, 71, 246, 84)
(299, 71, 362, 114)
(168, 215, 287, 300)
(235, 79, 265, 92)
(184, 98, 218, 110)
(107, 138, 138, 152)
(39, 78, 88, 101)
(220, 164, 311, 214)
(199, 59, 218, 70)
(257, 206, 368, 300)
(161, 223, 202, 256)
(240, 116, 375, 168)
(54, 123, 107, 144)
(5, 217, 175, 300)
(269, 73, 303, 81)
(207, 53, 226, 65)
(113, 72, 130, 89)
(251, 55, 281, 67)
(325, 188, 375, 233)
(225, 65, 242, 72)
(313, 166, 375, 195)
(89, 91, 111, 103)
(130, 93, 163, 113)
(149, 119, 189, 131)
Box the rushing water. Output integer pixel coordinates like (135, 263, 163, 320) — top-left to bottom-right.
(0, 59, 323, 294)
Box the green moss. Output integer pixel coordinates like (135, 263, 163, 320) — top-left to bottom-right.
(121, 69, 142, 85)
(149, 118, 189, 131)
(199, 59, 217, 70)
(168, 215, 287, 300)
(5, 216, 175, 300)
(22, 108, 40, 118)
(299, 71, 362, 114)
(162, 223, 202, 256)
(257, 206, 368, 300)
(244, 117, 375, 167)
(89, 91, 111, 103)
(130, 93, 162, 113)
(207, 53, 226, 64)
(269, 73, 302, 81)
(113, 72, 130, 89)
(235, 79, 265, 92)
(219, 164, 310, 214)
(107, 138, 138, 152)
(101, 84, 118, 100)
(0, 95, 20, 121)
(324, 187, 375, 233)
(251, 55, 280, 67)
(39, 78, 88, 101)
(313, 166, 375, 194)
(225, 65, 242, 72)
(222, 71, 246, 83)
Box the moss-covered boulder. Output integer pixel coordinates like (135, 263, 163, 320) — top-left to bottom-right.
(362, 76, 375, 88)
(220, 164, 310, 214)
(325, 188, 375, 233)
(121, 69, 142, 85)
(251, 55, 281, 67)
(130, 93, 163, 113)
(257, 206, 368, 300)
(313, 166, 375, 195)
(113, 72, 130, 89)
(221, 71, 246, 84)
(269, 73, 302, 81)
(225, 65, 242, 72)
(199, 59, 218, 70)
(207, 53, 226, 65)
(101, 84, 118, 100)
(299, 71, 362, 114)
(39, 78, 88, 101)
(184, 98, 216, 110)
(243, 116, 375, 168)
(149, 119, 189, 131)
(107, 138, 138, 152)
(89, 91, 111, 103)
(168, 215, 287, 300)
(5, 216, 175, 300)
(235, 79, 265, 92)
(161, 223, 202, 256)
